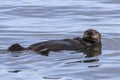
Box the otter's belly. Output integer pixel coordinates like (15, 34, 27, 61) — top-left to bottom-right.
(46, 41, 74, 51)
(28, 40, 83, 51)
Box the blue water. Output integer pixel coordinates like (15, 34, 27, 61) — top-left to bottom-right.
(0, 0, 120, 80)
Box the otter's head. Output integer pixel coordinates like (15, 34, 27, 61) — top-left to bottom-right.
(82, 29, 101, 45)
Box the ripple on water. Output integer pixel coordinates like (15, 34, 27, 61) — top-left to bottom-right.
(0, 0, 120, 80)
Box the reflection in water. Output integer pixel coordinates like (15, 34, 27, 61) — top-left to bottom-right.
(43, 77, 61, 80)
(39, 43, 102, 64)
(62, 43, 102, 69)
(83, 43, 102, 57)
(8, 70, 21, 73)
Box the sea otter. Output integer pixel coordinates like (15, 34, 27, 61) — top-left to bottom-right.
(8, 29, 101, 54)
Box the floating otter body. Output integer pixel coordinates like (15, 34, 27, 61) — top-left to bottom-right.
(8, 29, 101, 54)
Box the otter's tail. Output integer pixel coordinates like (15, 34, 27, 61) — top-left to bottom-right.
(8, 43, 25, 51)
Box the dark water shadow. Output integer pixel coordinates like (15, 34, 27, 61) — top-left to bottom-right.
(8, 70, 21, 73)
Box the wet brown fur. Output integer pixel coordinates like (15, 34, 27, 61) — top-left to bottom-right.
(8, 29, 101, 54)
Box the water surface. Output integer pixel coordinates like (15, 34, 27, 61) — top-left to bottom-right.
(0, 0, 120, 80)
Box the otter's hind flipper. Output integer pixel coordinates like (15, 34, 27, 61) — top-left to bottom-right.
(8, 43, 25, 51)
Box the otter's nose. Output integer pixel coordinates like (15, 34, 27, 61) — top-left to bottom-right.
(86, 32, 95, 39)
